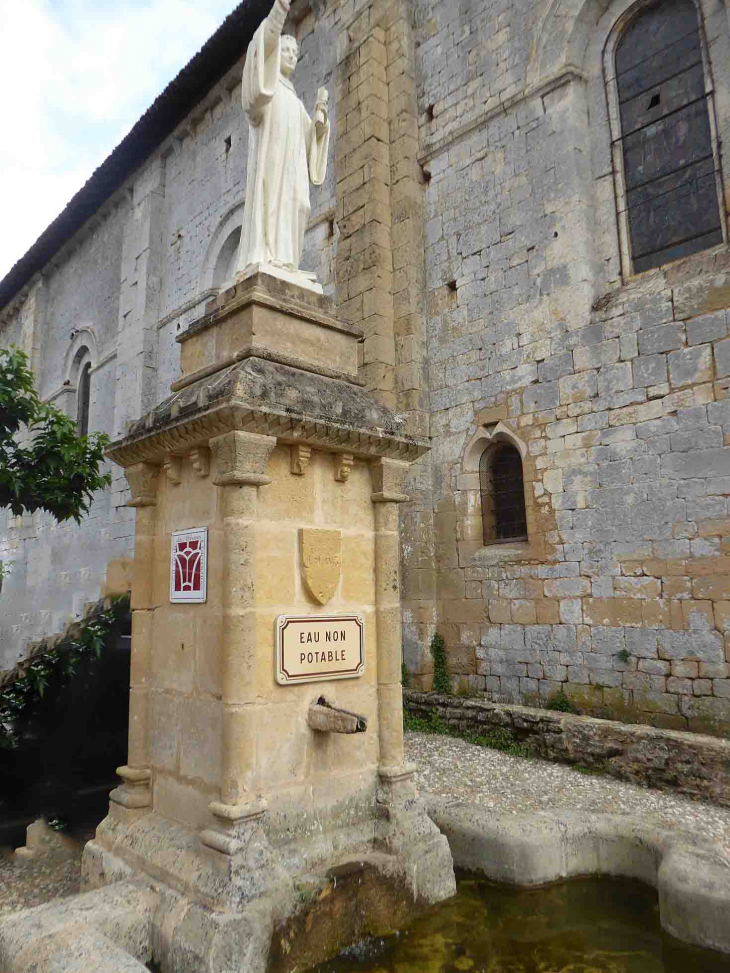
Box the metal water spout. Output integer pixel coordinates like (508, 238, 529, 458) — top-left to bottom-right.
(307, 697, 368, 734)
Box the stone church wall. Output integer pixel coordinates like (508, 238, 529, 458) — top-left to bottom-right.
(0, 211, 134, 671)
(413, 0, 730, 735)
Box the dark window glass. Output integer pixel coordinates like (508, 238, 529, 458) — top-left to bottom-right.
(616, 0, 723, 272)
(77, 362, 91, 436)
(480, 444, 528, 544)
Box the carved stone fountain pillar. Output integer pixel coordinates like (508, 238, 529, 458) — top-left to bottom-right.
(110, 462, 159, 818)
(81, 273, 454, 971)
(201, 430, 276, 859)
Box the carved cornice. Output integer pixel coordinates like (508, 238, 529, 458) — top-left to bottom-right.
(107, 402, 429, 470)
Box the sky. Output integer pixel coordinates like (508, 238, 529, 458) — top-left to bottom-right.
(0, 0, 239, 282)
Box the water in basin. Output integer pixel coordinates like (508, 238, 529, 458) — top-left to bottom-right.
(308, 874, 730, 972)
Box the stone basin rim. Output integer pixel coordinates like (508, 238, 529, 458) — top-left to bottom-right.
(425, 797, 730, 957)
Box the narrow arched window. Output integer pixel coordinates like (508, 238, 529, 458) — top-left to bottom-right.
(212, 226, 242, 289)
(480, 444, 528, 544)
(77, 361, 91, 436)
(615, 0, 723, 273)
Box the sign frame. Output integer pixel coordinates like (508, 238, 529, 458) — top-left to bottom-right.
(170, 527, 208, 604)
(276, 613, 365, 685)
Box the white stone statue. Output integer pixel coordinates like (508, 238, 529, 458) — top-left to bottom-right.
(235, 0, 330, 292)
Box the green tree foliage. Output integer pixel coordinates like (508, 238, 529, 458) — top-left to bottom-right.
(0, 347, 111, 523)
(0, 598, 129, 750)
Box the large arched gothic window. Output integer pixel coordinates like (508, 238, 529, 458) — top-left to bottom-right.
(479, 444, 528, 544)
(613, 0, 724, 273)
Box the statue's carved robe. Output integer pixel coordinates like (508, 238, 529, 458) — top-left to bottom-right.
(237, 13, 330, 274)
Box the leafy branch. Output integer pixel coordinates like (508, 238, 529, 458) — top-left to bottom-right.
(0, 597, 129, 749)
(0, 347, 112, 523)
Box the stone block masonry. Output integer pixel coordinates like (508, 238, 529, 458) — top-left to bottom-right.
(425, 264, 730, 735)
(413, 0, 730, 737)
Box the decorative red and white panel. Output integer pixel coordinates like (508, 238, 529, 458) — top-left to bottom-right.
(170, 528, 208, 604)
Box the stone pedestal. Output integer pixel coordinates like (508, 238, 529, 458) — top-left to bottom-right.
(80, 274, 454, 972)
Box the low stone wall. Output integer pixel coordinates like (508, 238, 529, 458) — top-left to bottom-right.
(404, 690, 730, 808)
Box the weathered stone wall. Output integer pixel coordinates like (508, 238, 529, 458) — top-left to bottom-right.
(410, 0, 730, 736)
(332, 0, 437, 682)
(405, 691, 730, 806)
(0, 212, 135, 671)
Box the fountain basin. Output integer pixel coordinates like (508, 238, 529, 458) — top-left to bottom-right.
(308, 872, 730, 973)
(426, 799, 730, 956)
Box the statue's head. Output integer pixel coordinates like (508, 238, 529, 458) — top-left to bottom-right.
(280, 34, 299, 78)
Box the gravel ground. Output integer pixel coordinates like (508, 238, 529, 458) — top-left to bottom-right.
(406, 731, 730, 854)
(0, 828, 90, 918)
(2, 734, 730, 916)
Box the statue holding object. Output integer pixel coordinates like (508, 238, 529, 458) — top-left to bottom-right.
(235, 0, 330, 291)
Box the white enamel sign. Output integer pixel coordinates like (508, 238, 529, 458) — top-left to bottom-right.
(276, 614, 365, 685)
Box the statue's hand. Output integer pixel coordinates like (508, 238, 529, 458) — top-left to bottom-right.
(315, 106, 328, 137)
(314, 86, 329, 136)
(267, 0, 289, 34)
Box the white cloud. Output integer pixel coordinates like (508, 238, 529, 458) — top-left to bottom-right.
(0, 0, 237, 282)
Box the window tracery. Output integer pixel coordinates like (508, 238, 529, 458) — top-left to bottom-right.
(610, 0, 724, 273)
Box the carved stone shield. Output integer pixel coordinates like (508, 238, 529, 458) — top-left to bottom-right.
(301, 529, 341, 606)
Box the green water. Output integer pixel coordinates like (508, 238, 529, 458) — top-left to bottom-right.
(309, 875, 730, 973)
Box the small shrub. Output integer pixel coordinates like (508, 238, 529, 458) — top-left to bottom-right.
(617, 649, 630, 663)
(403, 708, 447, 735)
(401, 661, 410, 688)
(546, 688, 579, 715)
(430, 632, 451, 694)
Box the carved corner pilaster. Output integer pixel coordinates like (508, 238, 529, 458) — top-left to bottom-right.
(125, 462, 160, 508)
(190, 446, 211, 478)
(334, 452, 354, 483)
(200, 798, 268, 856)
(110, 765, 152, 809)
(370, 458, 411, 503)
(210, 430, 277, 487)
(290, 444, 312, 476)
(163, 454, 182, 485)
